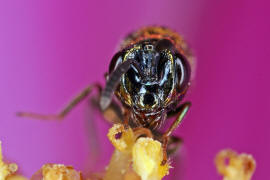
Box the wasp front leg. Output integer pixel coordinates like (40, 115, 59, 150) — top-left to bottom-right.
(90, 60, 136, 125)
(161, 102, 191, 165)
(89, 93, 124, 125)
(153, 130, 183, 158)
(17, 83, 102, 120)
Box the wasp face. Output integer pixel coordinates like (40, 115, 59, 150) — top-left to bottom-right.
(110, 39, 191, 117)
(124, 42, 173, 111)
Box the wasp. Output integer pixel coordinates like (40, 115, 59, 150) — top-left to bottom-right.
(17, 26, 194, 165)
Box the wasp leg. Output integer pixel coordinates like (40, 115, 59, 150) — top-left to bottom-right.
(161, 102, 190, 165)
(85, 85, 125, 165)
(153, 130, 183, 157)
(167, 104, 184, 118)
(89, 95, 124, 125)
(133, 127, 153, 139)
(17, 83, 102, 120)
(167, 135, 183, 157)
(122, 108, 132, 129)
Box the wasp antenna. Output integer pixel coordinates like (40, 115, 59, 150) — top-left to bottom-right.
(100, 59, 133, 111)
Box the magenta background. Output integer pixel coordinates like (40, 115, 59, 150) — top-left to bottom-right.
(0, 0, 269, 179)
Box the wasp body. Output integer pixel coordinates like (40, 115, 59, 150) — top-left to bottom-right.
(18, 26, 194, 164)
(102, 26, 192, 130)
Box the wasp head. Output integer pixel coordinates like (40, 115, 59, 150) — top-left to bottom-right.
(109, 39, 190, 112)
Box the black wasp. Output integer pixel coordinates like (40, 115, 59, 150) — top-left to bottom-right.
(18, 26, 194, 164)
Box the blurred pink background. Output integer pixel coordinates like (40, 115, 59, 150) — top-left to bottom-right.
(0, 0, 269, 179)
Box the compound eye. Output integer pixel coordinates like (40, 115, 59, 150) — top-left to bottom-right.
(175, 54, 191, 93)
